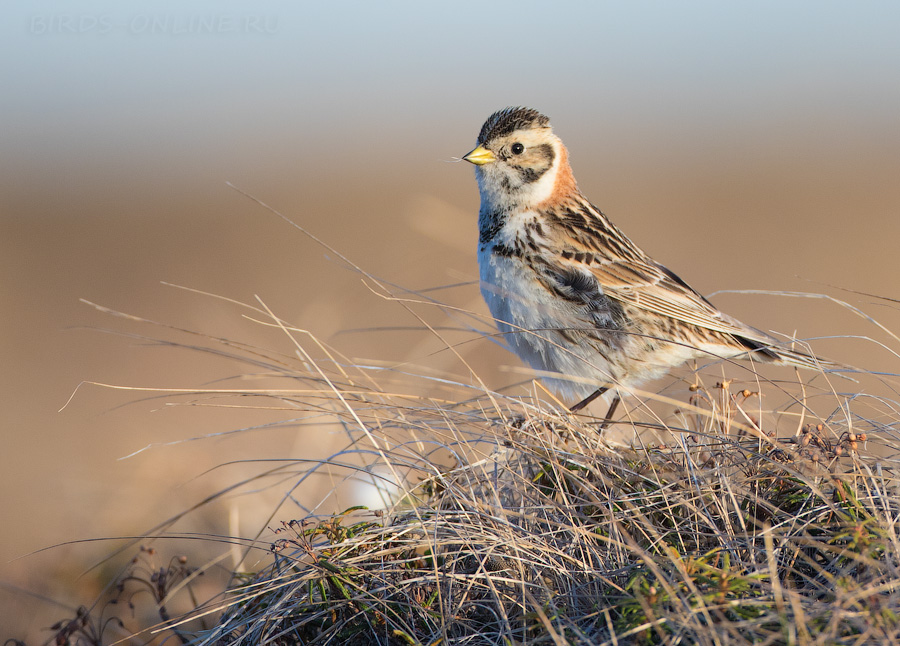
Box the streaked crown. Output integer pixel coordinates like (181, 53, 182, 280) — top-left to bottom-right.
(477, 107, 550, 145)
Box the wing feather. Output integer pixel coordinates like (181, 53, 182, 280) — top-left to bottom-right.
(532, 198, 841, 371)
(549, 200, 780, 346)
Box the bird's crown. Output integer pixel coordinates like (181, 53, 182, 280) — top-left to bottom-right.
(477, 107, 550, 145)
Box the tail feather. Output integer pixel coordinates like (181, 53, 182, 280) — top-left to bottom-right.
(738, 335, 845, 373)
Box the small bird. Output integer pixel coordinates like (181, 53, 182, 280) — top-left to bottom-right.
(463, 107, 829, 418)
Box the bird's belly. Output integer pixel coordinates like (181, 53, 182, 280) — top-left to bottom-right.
(479, 250, 613, 399)
(478, 249, 706, 400)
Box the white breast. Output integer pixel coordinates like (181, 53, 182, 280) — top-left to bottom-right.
(477, 243, 614, 400)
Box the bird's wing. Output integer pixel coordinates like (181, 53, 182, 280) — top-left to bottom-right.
(536, 199, 841, 370)
(570, 252, 773, 341)
(536, 247, 837, 370)
(547, 204, 781, 347)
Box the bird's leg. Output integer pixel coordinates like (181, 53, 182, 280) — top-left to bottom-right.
(569, 386, 608, 413)
(570, 388, 620, 431)
(599, 395, 621, 431)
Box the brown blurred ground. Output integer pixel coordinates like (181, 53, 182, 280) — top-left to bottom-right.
(3, 115, 900, 638)
(4, 3, 900, 636)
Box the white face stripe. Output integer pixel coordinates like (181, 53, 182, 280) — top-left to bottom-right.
(524, 141, 561, 205)
(474, 132, 564, 213)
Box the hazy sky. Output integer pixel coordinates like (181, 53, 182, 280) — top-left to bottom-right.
(5, 1, 900, 192)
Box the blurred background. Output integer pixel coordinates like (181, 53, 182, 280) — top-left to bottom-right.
(3, 0, 900, 639)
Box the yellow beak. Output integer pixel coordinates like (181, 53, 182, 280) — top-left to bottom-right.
(462, 145, 496, 166)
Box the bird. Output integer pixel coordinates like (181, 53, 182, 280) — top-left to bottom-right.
(462, 106, 830, 420)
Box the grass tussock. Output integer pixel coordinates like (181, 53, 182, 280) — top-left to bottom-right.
(19, 287, 900, 646)
(194, 382, 900, 646)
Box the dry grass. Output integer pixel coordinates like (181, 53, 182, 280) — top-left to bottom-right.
(186, 374, 900, 646)
(16, 280, 900, 646)
(13, 184, 900, 645)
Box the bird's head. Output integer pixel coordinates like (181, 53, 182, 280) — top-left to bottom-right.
(463, 107, 576, 211)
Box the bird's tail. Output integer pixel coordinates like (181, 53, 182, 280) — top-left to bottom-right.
(742, 336, 847, 374)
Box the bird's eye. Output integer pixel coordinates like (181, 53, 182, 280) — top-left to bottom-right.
(511, 142, 525, 155)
